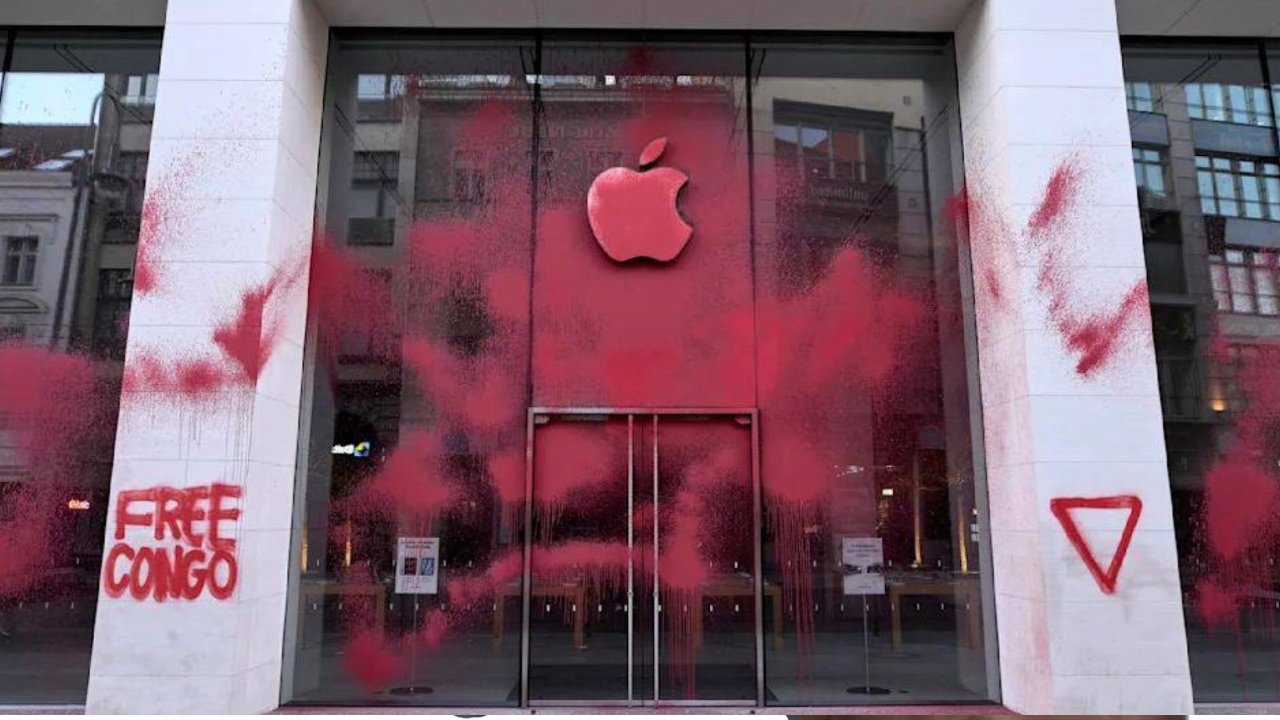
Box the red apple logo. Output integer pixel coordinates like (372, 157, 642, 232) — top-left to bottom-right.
(587, 137, 692, 262)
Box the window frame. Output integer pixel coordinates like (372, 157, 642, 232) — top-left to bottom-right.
(1, 234, 39, 286)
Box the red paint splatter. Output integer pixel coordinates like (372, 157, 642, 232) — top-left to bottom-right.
(1062, 280, 1150, 377)
(531, 420, 626, 511)
(1196, 580, 1241, 630)
(0, 488, 54, 598)
(1027, 157, 1150, 376)
(350, 431, 457, 518)
(1193, 342, 1280, 640)
(0, 344, 115, 600)
(946, 184, 1009, 309)
(123, 354, 230, 399)
(1204, 460, 1277, 561)
(212, 277, 280, 384)
(1028, 160, 1083, 238)
(132, 191, 169, 296)
(132, 151, 202, 296)
(308, 234, 400, 364)
(1049, 495, 1143, 595)
(344, 628, 403, 692)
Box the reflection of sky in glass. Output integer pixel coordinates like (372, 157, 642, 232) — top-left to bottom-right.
(0, 73, 104, 125)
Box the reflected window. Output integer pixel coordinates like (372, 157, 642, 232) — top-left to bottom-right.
(1127, 81, 1159, 112)
(1196, 155, 1280, 220)
(1, 236, 38, 285)
(1186, 82, 1274, 126)
(348, 151, 398, 245)
(1209, 247, 1280, 315)
(1133, 146, 1169, 200)
(122, 73, 157, 105)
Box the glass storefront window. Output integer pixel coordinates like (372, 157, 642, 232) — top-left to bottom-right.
(0, 30, 161, 704)
(1124, 39, 1280, 703)
(750, 39, 988, 706)
(285, 33, 991, 709)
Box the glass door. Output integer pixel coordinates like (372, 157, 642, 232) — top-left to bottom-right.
(525, 410, 759, 706)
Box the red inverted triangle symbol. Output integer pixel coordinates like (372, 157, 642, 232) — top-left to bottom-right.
(1049, 495, 1143, 595)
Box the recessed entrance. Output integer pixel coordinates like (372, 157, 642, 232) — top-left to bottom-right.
(522, 409, 761, 706)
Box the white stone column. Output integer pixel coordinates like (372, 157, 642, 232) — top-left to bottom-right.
(85, 0, 328, 713)
(954, 0, 1192, 713)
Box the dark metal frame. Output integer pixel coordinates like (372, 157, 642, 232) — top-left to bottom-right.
(521, 407, 762, 708)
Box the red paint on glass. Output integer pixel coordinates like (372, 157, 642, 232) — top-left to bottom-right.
(0, 345, 114, 599)
(1204, 459, 1278, 561)
(355, 431, 457, 517)
(1196, 580, 1241, 630)
(344, 628, 403, 692)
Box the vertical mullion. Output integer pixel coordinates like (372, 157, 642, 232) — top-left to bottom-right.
(519, 410, 535, 707)
(743, 35, 766, 709)
(0, 29, 14, 116)
(1257, 41, 1280, 168)
(628, 414, 635, 706)
(652, 414, 660, 705)
(519, 35, 542, 708)
(751, 410, 765, 707)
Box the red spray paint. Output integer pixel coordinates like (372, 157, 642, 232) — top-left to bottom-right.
(103, 483, 242, 602)
(212, 276, 281, 384)
(344, 627, 404, 693)
(1027, 158, 1151, 377)
(1048, 495, 1143, 595)
(1194, 343, 1280, 638)
(0, 345, 113, 599)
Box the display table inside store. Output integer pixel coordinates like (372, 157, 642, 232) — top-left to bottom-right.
(883, 572, 981, 651)
(299, 579, 387, 636)
(492, 575, 783, 650)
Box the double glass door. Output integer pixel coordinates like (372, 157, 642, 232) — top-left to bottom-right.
(523, 410, 759, 706)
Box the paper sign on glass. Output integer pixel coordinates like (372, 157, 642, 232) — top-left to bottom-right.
(395, 537, 440, 594)
(842, 536, 885, 596)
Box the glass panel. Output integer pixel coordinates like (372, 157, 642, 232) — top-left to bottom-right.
(290, 32, 991, 710)
(1253, 86, 1272, 125)
(1125, 38, 1280, 704)
(528, 416, 632, 702)
(284, 36, 535, 707)
(1229, 84, 1248, 123)
(1185, 83, 1204, 117)
(752, 39, 987, 705)
(1254, 266, 1279, 315)
(657, 416, 755, 702)
(1204, 83, 1226, 121)
(1229, 265, 1254, 313)
(532, 38, 755, 703)
(1146, 164, 1166, 195)
(0, 30, 160, 705)
(1215, 169, 1239, 216)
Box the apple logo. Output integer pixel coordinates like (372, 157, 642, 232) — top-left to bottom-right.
(587, 137, 692, 263)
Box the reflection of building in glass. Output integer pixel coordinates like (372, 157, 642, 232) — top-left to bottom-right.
(1126, 44, 1280, 703)
(0, 72, 154, 354)
(289, 37, 985, 708)
(0, 33, 158, 706)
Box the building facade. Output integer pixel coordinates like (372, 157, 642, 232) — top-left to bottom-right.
(1, 0, 1279, 714)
